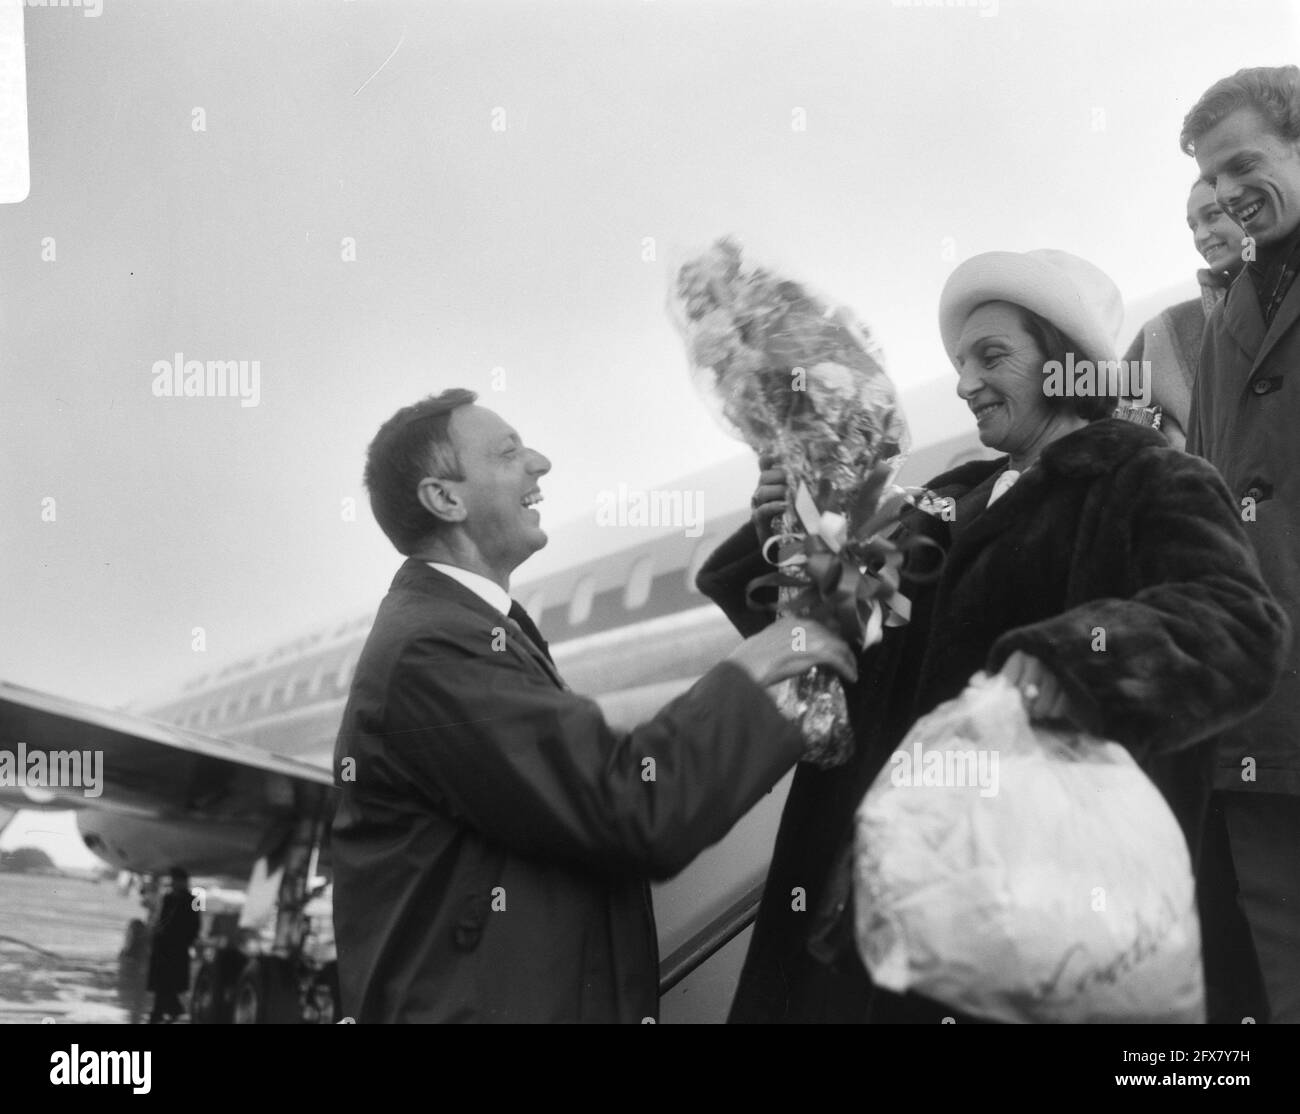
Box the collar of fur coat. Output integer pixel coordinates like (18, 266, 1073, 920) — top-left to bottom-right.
(930, 418, 1167, 495)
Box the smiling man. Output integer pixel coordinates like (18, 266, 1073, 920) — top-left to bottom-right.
(1183, 65, 1300, 1024)
(330, 388, 855, 1023)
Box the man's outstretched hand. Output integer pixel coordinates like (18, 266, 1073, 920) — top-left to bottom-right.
(729, 616, 858, 689)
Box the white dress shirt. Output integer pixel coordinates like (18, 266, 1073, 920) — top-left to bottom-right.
(426, 562, 511, 617)
(986, 468, 1021, 507)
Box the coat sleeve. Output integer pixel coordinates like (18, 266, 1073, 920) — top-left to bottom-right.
(988, 449, 1290, 757)
(374, 642, 804, 880)
(694, 522, 778, 638)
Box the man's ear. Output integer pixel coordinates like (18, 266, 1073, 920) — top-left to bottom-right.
(417, 477, 466, 525)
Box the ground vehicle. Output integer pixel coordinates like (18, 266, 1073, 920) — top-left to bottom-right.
(187, 876, 339, 1025)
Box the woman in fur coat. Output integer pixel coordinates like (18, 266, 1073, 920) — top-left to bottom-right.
(697, 249, 1289, 1024)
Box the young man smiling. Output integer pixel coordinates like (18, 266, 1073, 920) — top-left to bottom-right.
(1183, 65, 1300, 1024)
(330, 388, 856, 1023)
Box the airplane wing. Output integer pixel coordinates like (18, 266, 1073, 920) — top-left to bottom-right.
(0, 680, 336, 877)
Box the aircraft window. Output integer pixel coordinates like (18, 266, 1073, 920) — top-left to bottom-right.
(568, 576, 596, 626)
(202, 706, 215, 725)
(685, 534, 719, 594)
(624, 555, 655, 610)
(224, 698, 239, 720)
(270, 685, 286, 708)
(291, 676, 310, 703)
(246, 691, 264, 715)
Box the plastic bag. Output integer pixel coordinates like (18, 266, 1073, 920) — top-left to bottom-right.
(852, 672, 1204, 1023)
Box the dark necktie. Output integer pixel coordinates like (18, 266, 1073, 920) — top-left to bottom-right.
(1250, 226, 1300, 327)
(508, 601, 552, 663)
(506, 601, 567, 690)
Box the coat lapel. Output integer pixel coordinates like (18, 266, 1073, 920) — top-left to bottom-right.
(933, 421, 1166, 586)
(894, 458, 1004, 593)
(942, 464, 1045, 584)
(1252, 274, 1300, 376)
(392, 560, 567, 691)
(1220, 275, 1266, 381)
(502, 613, 569, 691)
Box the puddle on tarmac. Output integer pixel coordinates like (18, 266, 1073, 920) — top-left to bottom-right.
(0, 871, 155, 1024)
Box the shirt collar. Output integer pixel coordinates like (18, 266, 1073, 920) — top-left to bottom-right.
(1248, 219, 1300, 285)
(425, 562, 511, 617)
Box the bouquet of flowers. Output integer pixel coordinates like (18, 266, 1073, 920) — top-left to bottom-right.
(670, 238, 925, 767)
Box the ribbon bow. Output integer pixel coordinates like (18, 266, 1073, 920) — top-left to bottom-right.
(746, 462, 944, 652)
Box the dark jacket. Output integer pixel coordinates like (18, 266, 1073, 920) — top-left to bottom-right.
(330, 559, 805, 1023)
(1120, 269, 1231, 442)
(697, 419, 1288, 1023)
(1189, 265, 1300, 795)
(146, 889, 200, 994)
(1122, 298, 1205, 446)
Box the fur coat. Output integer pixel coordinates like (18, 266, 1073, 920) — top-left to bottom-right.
(697, 418, 1289, 1023)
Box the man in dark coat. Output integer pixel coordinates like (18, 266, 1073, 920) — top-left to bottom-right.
(1184, 64, 1300, 1023)
(700, 419, 1287, 1023)
(330, 389, 854, 1023)
(146, 866, 201, 1023)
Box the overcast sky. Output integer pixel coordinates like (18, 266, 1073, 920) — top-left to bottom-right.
(2, 0, 1297, 719)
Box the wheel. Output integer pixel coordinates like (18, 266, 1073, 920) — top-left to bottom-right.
(231, 958, 301, 1024)
(306, 965, 340, 1025)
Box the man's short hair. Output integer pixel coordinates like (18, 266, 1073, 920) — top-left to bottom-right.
(364, 389, 478, 555)
(1180, 65, 1300, 156)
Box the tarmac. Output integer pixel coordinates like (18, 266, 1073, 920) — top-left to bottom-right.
(0, 871, 157, 1024)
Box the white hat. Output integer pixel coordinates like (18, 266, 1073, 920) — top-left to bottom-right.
(938, 249, 1124, 367)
